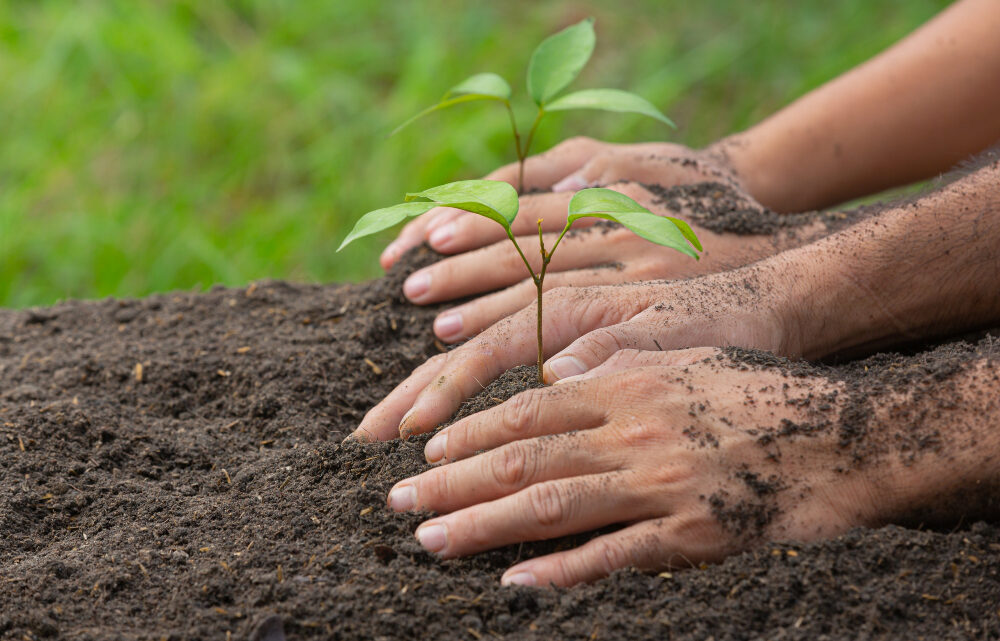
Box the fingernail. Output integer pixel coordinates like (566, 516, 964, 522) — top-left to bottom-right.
(428, 222, 456, 249)
(416, 524, 447, 553)
(502, 571, 537, 587)
(434, 313, 463, 339)
(547, 355, 587, 380)
(399, 407, 419, 438)
(380, 241, 400, 264)
(403, 272, 431, 301)
(552, 174, 588, 193)
(387, 484, 416, 511)
(425, 433, 447, 463)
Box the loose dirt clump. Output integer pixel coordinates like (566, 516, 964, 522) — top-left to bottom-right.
(1, 248, 999, 640)
(642, 181, 863, 237)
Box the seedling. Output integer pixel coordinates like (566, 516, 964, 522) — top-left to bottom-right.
(338, 180, 702, 382)
(391, 18, 674, 194)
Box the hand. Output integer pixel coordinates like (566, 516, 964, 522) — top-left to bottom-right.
(380, 137, 746, 269)
(351, 261, 805, 443)
(399, 181, 810, 343)
(384, 349, 885, 586)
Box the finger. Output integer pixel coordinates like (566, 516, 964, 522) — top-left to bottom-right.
(426, 192, 581, 254)
(433, 267, 643, 343)
(553, 150, 730, 194)
(422, 383, 606, 464)
(543, 306, 712, 382)
(500, 516, 727, 587)
(404, 226, 621, 306)
(553, 347, 722, 385)
(349, 353, 448, 442)
(485, 136, 606, 191)
(398, 285, 654, 437)
(390, 429, 613, 514)
(380, 206, 464, 269)
(412, 471, 647, 558)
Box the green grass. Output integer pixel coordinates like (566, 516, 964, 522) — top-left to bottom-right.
(0, 0, 949, 308)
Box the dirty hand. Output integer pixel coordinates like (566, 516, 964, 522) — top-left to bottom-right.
(385, 349, 884, 586)
(400, 181, 805, 343)
(380, 137, 745, 269)
(351, 259, 803, 443)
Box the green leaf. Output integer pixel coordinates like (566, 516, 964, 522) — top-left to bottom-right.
(389, 95, 496, 137)
(544, 88, 675, 127)
(445, 72, 511, 100)
(337, 201, 436, 251)
(406, 179, 519, 230)
(665, 216, 703, 252)
(567, 188, 701, 259)
(390, 73, 510, 137)
(527, 17, 595, 106)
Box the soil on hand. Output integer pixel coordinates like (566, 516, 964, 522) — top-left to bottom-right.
(1, 247, 999, 640)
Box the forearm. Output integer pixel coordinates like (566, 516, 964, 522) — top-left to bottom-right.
(717, 0, 1000, 212)
(780, 155, 1000, 359)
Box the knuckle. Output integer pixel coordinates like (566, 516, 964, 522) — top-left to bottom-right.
(525, 482, 570, 528)
(593, 538, 630, 575)
(489, 441, 534, 490)
(583, 326, 629, 356)
(417, 352, 449, 373)
(422, 467, 453, 506)
(501, 388, 544, 436)
(606, 348, 645, 369)
(616, 419, 659, 449)
(651, 460, 696, 489)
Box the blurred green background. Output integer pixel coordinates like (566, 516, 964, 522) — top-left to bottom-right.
(0, 0, 948, 308)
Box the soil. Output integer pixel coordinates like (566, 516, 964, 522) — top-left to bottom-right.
(642, 181, 862, 237)
(2, 247, 999, 641)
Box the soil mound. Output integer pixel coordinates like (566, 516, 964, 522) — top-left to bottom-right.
(1, 248, 998, 640)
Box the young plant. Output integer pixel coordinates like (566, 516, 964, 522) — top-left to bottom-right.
(391, 18, 674, 194)
(338, 180, 702, 382)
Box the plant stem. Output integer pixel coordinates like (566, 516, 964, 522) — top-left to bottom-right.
(532, 221, 571, 383)
(504, 101, 525, 194)
(536, 220, 548, 383)
(518, 109, 545, 196)
(505, 228, 538, 285)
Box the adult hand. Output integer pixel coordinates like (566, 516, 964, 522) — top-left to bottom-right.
(384, 349, 886, 586)
(350, 259, 805, 443)
(379, 137, 746, 269)
(399, 181, 818, 343)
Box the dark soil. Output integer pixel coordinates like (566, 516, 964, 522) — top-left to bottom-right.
(2, 247, 999, 640)
(642, 181, 864, 237)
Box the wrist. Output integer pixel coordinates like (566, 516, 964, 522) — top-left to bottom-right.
(756, 241, 889, 359)
(707, 132, 789, 213)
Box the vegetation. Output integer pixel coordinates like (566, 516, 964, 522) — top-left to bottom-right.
(339, 180, 701, 381)
(393, 18, 673, 193)
(341, 16, 705, 381)
(0, 1, 948, 308)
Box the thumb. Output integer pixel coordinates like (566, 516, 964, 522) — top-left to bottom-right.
(553, 151, 730, 193)
(542, 321, 659, 382)
(553, 347, 721, 384)
(551, 153, 621, 193)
